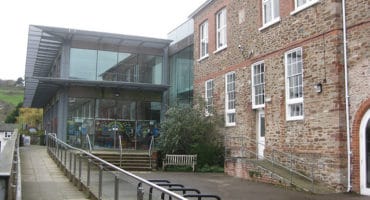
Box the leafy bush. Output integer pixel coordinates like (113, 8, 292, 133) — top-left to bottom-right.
(158, 104, 224, 169)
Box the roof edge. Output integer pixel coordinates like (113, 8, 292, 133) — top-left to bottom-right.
(188, 0, 214, 18)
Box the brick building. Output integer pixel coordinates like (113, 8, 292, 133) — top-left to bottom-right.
(190, 0, 369, 194)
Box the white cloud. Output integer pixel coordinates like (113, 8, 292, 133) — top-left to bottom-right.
(0, 0, 204, 80)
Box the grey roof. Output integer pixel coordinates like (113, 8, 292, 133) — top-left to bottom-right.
(24, 25, 172, 108)
(0, 123, 16, 132)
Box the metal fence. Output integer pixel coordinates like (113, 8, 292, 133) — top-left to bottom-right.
(46, 133, 187, 200)
(0, 132, 21, 200)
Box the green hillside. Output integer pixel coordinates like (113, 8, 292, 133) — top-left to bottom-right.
(0, 88, 23, 106)
(0, 80, 24, 123)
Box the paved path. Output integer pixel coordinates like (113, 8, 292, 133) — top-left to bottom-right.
(20, 145, 370, 200)
(20, 145, 88, 200)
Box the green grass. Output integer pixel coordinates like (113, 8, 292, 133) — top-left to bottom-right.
(0, 88, 23, 106)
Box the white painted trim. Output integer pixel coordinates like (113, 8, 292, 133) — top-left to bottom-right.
(291, 0, 320, 15)
(360, 109, 370, 195)
(259, 17, 281, 31)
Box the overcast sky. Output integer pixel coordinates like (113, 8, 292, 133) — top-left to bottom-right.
(0, 0, 205, 80)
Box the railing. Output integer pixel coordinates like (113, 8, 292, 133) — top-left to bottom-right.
(86, 134, 92, 153)
(148, 136, 154, 169)
(224, 136, 328, 193)
(46, 133, 187, 200)
(0, 132, 21, 200)
(118, 135, 123, 168)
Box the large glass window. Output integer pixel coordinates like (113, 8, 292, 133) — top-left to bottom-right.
(225, 72, 236, 126)
(216, 8, 227, 50)
(200, 21, 209, 59)
(205, 79, 213, 115)
(169, 46, 194, 106)
(67, 98, 95, 147)
(262, 0, 280, 26)
(252, 61, 265, 108)
(69, 48, 163, 84)
(97, 51, 118, 80)
(69, 48, 97, 80)
(285, 47, 304, 120)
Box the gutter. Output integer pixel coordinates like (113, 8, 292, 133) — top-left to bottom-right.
(341, 0, 352, 192)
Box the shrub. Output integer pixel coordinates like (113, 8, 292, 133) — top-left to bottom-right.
(158, 104, 224, 169)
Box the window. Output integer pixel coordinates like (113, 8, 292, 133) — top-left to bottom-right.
(285, 48, 304, 120)
(216, 8, 227, 50)
(205, 79, 214, 115)
(252, 61, 265, 109)
(262, 0, 280, 26)
(200, 21, 209, 59)
(292, 0, 319, 14)
(225, 72, 236, 126)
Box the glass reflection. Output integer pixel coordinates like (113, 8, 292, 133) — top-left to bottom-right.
(69, 48, 163, 84)
(70, 49, 97, 80)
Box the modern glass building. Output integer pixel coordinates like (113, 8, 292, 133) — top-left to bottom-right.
(168, 19, 194, 106)
(24, 25, 172, 149)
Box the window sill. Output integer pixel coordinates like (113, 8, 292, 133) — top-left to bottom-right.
(213, 46, 227, 54)
(259, 17, 281, 31)
(252, 104, 265, 109)
(225, 123, 236, 127)
(286, 116, 304, 121)
(197, 55, 209, 62)
(290, 0, 320, 16)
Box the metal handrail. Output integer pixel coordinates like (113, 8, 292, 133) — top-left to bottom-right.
(47, 133, 187, 200)
(224, 135, 326, 192)
(148, 136, 154, 169)
(86, 134, 92, 153)
(118, 135, 123, 168)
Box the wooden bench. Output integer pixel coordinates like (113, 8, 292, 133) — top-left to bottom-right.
(162, 154, 197, 172)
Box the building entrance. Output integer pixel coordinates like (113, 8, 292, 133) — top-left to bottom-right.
(360, 109, 370, 195)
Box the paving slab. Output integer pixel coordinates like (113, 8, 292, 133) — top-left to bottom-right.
(20, 145, 89, 200)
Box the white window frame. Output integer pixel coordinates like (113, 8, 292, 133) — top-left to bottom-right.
(225, 72, 236, 126)
(285, 47, 304, 121)
(200, 21, 209, 59)
(291, 0, 319, 15)
(216, 8, 227, 52)
(260, 0, 280, 30)
(205, 79, 214, 116)
(251, 61, 265, 109)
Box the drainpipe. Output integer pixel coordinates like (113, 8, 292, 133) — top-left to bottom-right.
(342, 0, 351, 192)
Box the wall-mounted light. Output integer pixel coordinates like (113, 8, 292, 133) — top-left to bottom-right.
(238, 44, 253, 59)
(314, 83, 322, 93)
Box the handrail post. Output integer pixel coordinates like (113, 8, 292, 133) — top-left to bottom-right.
(311, 162, 315, 193)
(87, 159, 91, 189)
(114, 174, 119, 200)
(137, 184, 144, 200)
(78, 153, 82, 183)
(290, 151, 293, 184)
(98, 164, 103, 200)
(118, 135, 123, 168)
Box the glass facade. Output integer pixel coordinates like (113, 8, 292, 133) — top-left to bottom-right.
(169, 46, 194, 106)
(67, 97, 161, 149)
(70, 48, 163, 84)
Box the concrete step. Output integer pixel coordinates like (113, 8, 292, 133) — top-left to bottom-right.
(92, 152, 154, 171)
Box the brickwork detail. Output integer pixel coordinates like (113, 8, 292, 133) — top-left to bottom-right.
(192, 0, 369, 193)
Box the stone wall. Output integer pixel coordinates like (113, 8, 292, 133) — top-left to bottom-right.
(346, 0, 370, 193)
(190, 0, 368, 191)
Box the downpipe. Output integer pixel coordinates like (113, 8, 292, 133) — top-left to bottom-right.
(342, 0, 352, 192)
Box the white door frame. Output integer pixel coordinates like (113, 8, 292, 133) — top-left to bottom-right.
(360, 109, 370, 195)
(257, 110, 265, 159)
